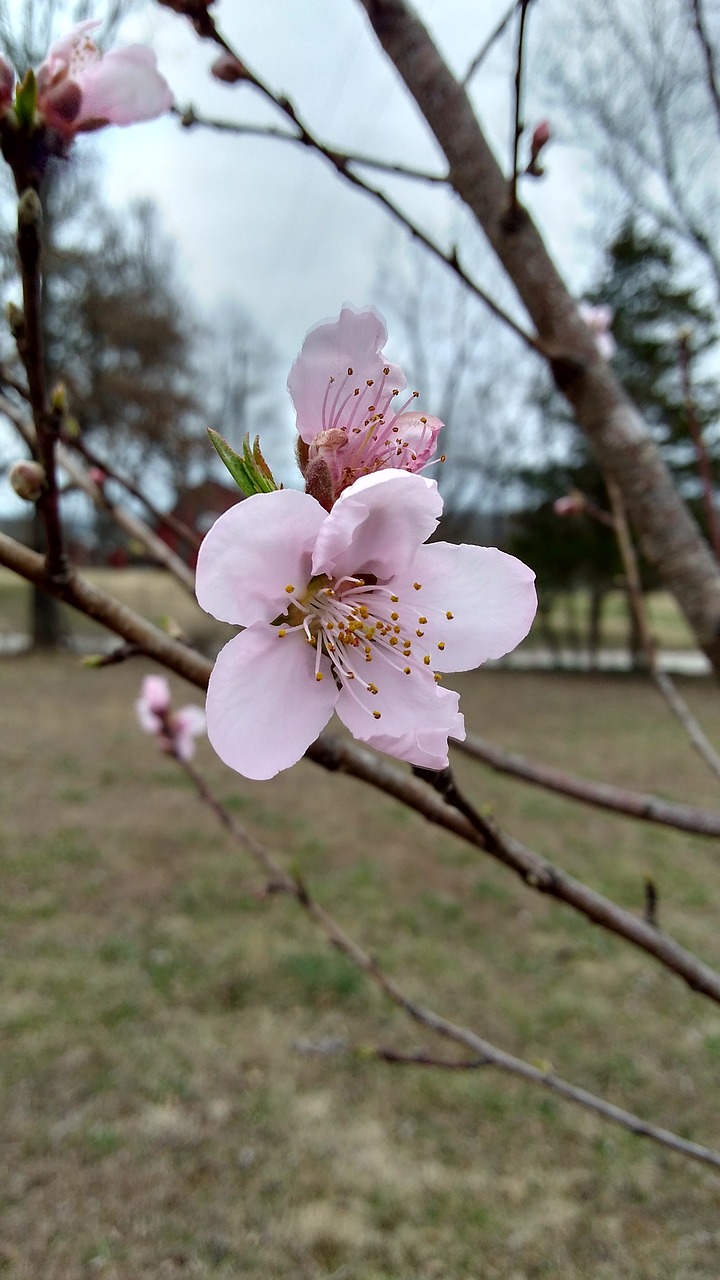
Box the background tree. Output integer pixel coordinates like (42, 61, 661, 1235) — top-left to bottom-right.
(511, 214, 720, 657)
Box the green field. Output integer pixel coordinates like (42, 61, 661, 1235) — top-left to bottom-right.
(3, 643, 720, 1277)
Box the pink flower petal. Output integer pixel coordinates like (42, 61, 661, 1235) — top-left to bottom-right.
(312, 470, 442, 583)
(76, 44, 173, 126)
(288, 305, 406, 445)
(335, 641, 462, 766)
(365, 700, 466, 770)
(407, 542, 537, 671)
(173, 704, 206, 761)
(196, 489, 327, 626)
(206, 626, 337, 780)
(389, 411, 443, 468)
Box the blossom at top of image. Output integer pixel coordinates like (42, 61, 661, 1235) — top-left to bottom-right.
(35, 19, 172, 136)
(289, 305, 443, 503)
(195, 469, 537, 780)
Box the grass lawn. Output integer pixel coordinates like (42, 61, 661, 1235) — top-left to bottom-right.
(3, 647, 720, 1276)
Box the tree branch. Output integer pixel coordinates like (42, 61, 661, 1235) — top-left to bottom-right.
(455, 732, 720, 840)
(176, 750, 720, 1173)
(354, 0, 720, 676)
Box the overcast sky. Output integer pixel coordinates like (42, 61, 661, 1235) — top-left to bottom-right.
(99, 0, 598, 362)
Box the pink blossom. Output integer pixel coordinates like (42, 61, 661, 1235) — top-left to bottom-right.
(578, 301, 616, 360)
(196, 470, 536, 780)
(36, 20, 172, 136)
(136, 674, 206, 762)
(288, 306, 443, 502)
(553, 493, 585, 517)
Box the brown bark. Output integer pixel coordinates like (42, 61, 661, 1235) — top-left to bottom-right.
(356, 0, 720, 674)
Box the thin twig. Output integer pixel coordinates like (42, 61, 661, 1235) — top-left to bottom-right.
(462, 0, 518, 87)
(0, 393, 196, 593)
(677, 329, 720, 563)
(3, 530, 720, 1005)
(176, 107, 448, 184)
(607, 478, 720, 782)
(169, 33, 540, 353)
(455, 732, 720, 840)
(374, 1047, 720, 1169)
(506, 0, 532, 225)
(175, 752, 720, 1172)
(690, 0, 720, 137)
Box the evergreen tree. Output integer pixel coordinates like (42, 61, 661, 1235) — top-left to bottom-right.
(510, 216, 720, 653)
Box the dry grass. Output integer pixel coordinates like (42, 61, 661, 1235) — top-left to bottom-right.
(3, 650, 720, 1278)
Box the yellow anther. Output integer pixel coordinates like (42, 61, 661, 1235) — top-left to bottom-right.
(390, 594, 399, 603)
(367, 379, 374, 386)
(416, 629, 424, 637)
(434, 672, 442, 683)
(391, 611, 399, 621)
(437, 641, 445, 650)
(418, 615, 427, 624)
(277, 629, 287, 638)
(389, 637, 398, 646)
(413, 582, 422, 591)
(347, 366, 353, 375)
(423, 655, 431, 665)
(420, 415, 427, 424)
(403, 666, 411, 675)
(316, 672, 324, 681)
(285, 584, 295, 594)
(446, 611, 454, 620)
(372, 710, 382, 719)
(393, 625, 401, 635)
(383, 366, 390, 375)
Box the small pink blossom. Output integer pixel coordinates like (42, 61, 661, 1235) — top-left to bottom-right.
(136, 674, 206, 762)
(36, 20, 172, 137)
(553, 493, 586, 517)
(196, 470, 536, 780)
(289, 306, 443, 503)
(578, 301, 616, 360)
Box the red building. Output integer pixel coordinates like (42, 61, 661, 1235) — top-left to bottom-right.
(156, 479, 241, 568)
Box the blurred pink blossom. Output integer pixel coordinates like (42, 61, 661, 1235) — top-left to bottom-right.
(36, 20, 172, 136)
(196, 470, 536, 780)
(553, 493, 586, 517)
(578, 301, 616, 360)
(136, 674, 205, 762)
(289, 306, 443, 503)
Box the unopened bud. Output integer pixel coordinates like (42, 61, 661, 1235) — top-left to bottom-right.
(89, 466, 107, 489)
(51, 381, 68, 412)
(553, 492, 585, 518)
(211, 53, 247, 84)
(531, 120, 551, 155)
(9, 458, 45, 501)
(526, 120, 551, 178)
(0, 56, 14, 111)
(7, 301, 24, 341)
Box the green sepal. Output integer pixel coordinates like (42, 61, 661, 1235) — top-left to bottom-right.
(15, 70, 37, 128)
(208, 428, 278, 497)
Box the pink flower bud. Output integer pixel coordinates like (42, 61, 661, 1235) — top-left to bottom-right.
(211, 53, 246, 84)
(89, 466, 107, 488)
(9, 459, 45, 501)
(553, 493, 586, 517)
(0, 56, 15, 110)
(531, 120, 551, 156)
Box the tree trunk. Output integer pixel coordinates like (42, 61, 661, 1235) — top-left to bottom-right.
(30, 506, 66, 649)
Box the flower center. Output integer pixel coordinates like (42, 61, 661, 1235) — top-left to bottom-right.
(277, 574, 452, 721)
